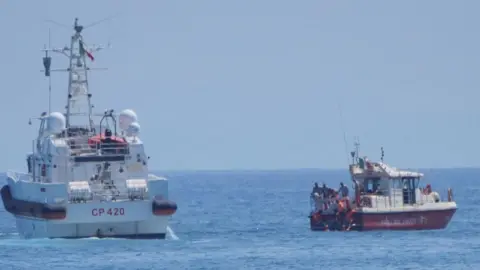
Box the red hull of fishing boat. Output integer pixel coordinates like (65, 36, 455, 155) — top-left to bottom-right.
(310, 207, 456, 231)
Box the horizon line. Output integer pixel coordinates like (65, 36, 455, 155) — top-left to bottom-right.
(150, 165, 480, 173)
(2, 166, 478, 175)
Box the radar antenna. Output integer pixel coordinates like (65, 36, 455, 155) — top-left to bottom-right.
(40, 17, 110, 132)
(350, 137, 360, 164)
(42, 29, 52, 114)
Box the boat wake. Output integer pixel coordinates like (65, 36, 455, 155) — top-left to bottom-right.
(166, 226, 179, 240)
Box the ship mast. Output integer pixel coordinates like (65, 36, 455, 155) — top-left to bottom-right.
(350, 137, 360, 164)
(42, 18, 108, 133)
(64, 18, 94, 130)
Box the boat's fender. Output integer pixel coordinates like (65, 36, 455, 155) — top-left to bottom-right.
(152, 198, 177, 216)
(1, 185, 66, 219)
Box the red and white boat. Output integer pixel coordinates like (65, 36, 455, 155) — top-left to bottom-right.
(309, 145, 457, 231)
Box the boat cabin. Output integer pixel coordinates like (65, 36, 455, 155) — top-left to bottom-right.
(349, 157, 438, 209)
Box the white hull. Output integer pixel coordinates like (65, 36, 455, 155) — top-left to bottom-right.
(6, 19, 178, 239)
(2, 174, 177, 239)
(14, 216, 169, 239)
(12, 199, 171, 239)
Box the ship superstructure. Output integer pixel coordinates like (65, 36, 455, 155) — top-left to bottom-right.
(1, 18, 177, 239)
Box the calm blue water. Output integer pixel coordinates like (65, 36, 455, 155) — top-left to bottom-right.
(0, 168, 477, 270)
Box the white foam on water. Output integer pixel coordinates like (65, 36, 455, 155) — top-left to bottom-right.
(166, 226, 179, 240)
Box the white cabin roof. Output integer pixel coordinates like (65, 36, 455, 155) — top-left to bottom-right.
(350, 158, 423, 179)
(377, 162, 423, 178)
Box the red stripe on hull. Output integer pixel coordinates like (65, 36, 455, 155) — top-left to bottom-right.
(1, 185, 67, 220)
(310, 208, 456, 231)
(358, 208, 456, 230)
(153, 209, 176, 216)
(151, 199, 177, 216)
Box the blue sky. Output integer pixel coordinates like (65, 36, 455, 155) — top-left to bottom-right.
(1, 1, 479, 171)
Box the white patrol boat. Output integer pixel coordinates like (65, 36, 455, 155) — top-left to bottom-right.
(1, 18, 177, 239)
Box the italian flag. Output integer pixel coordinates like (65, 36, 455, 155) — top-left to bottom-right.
(79, 40, 95, 61)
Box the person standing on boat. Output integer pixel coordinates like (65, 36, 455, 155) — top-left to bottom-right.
(311, 183, 325, 212)
(322, 183, 333, 199)
(311, 182, 322, 196)
(338, 182, 349, 198)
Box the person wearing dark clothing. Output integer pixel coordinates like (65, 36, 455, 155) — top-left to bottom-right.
(338, 182, 349, 198)
(321, 183, 329, 198)
(312, 182, 322, 196)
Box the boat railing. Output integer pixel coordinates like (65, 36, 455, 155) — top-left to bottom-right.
(311, 185, 455, 214)
(67, 178, 149, 203)
(68, 190, 145, 203)
(447, 188, 454, 202)
(8, 168, 71, 184)
(420, 187, 454, 204)
(310, 193, 351, 213)
(359, 186, 454, 212)
(6, 171, 33, 182)
(148, 174, 167, 181)
(7, 170, 67, 185)
(69, 141, 130, 156)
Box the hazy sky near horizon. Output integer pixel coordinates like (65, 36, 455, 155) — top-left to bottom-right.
(1, 1, 479, 171)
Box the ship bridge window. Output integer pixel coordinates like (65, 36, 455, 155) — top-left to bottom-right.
(402, 177, 419, 189)
(393, 179, 403, 189)
(364, 177, 380, 194)
(402, 177, 417, 204)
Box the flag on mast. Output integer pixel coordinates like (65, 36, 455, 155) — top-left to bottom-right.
(79, 40, 95, 61)
(85, 50, 94, 61)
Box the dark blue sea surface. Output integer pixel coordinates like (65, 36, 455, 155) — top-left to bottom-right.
(0, 168, 477, 270)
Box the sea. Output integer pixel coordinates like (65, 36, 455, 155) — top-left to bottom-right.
(0, 168, 477, 270)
